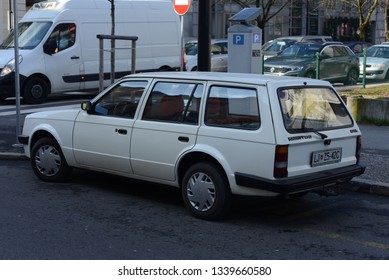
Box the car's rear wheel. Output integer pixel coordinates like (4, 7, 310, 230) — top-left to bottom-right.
(181, 162, 232, 220)
(23, 77, 49, 104)
(345, 68, 359, 85)
(31, 137, 72, 182)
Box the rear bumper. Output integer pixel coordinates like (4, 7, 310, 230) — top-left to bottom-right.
(235, 164, 365, 195)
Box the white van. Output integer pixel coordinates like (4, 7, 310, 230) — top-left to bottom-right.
(0, 0, 181, 104)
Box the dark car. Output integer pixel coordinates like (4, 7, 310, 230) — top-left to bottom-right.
(264, 42, 360, 85)
(344, 41, 372, 55)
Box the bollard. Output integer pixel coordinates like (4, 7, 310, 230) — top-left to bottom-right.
(362, 48, 367, 89)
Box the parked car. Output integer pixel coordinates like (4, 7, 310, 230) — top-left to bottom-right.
(261, 35, 333, 60)
(359, 44, 389, 80)
(19, 72, 365, 220)
(343, 41, 372, 55)
(184, 39, 228, 72)
(264, 42, 360, 85)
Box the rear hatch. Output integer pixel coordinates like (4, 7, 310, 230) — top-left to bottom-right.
(267, 80, 362, 179)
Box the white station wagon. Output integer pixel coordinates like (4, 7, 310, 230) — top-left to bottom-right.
(19, 72, 365, 220)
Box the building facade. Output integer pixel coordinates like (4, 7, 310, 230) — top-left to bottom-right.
(0, 0, 386, 45)
(184, 0, 386, 44)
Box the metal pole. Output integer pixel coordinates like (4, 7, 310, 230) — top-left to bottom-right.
(99, 37, 104, 92)
(131, 40, 136, 74)
(315, 52, 320, 79)
(180, 15, 184, 71)
(13, 0, 22, 146)
(362, 48, 367, 88)
(197, 0, 211, 71)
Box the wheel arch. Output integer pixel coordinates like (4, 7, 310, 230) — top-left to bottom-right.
(177, 151, 229, 189)
(21, 73, 52, 96)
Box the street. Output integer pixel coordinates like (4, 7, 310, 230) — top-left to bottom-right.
(0, 159, 389, 260)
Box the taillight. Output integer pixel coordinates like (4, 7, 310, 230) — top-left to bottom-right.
(356, 135, 362, 163)
(274, 145, 288, 178)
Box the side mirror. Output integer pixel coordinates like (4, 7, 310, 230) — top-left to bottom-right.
(81, 101, 93, 112)
(43, 39, 57, 55)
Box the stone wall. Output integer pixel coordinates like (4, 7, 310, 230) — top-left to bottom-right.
(347, 97, 389, 125)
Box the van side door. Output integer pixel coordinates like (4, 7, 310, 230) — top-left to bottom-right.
(43, 23, 84, 92)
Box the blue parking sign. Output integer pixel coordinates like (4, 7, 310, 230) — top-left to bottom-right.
(233, 34, 244, 45)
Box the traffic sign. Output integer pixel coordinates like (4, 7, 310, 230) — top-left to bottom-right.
(173, 0, 191, 16)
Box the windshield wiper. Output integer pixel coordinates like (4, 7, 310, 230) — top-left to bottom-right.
(313, 131, 328, 139)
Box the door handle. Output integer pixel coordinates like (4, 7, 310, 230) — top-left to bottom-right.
(178, 136, 189, 142)
(71, 56, 80, 59)
(115, 128, 127, 135)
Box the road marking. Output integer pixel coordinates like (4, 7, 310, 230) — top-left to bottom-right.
(0, 104, 79, 116)
(304, 228, 389, 250)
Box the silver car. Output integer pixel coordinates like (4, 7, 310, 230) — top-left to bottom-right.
(359, 44, 389, 80)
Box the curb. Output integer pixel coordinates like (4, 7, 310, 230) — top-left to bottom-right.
(0, 152, 28, 160)
(1, 151, 389, 196)
(346, 178, 389, 197)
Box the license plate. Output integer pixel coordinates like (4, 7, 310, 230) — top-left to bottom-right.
(311, 148, 342, 167)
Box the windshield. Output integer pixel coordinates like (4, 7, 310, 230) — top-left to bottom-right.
(366, 46, 389, 58)
(0, 21, 52, 50)
(185, 42, 198, 55)
(262, 39, 297, 52)
(279, 44, 321, 58)
(278, 87, 353, 132)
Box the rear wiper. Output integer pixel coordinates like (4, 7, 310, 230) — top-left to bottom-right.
(313, 131, 328, 139)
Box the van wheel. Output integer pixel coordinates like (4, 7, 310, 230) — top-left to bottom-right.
(23, 77, 49, 104)
(345, 68, 359, 85)
(31, 137, 72, 182)
(181, 162, 232, 220)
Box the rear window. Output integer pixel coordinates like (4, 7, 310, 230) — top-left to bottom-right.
(277, 87, 353, 132)
(205, 86, 260, 130)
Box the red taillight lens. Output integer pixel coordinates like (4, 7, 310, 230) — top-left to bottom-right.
(274, 145, 288, 178)
(356, 135, 362, 163)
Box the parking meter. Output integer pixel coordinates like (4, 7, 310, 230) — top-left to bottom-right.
(228, 8, 262, 74)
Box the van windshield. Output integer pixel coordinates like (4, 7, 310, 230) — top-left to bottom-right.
(0, 21, 52, 50)
(277, 87, 353, 132)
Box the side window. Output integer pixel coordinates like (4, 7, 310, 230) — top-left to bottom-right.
(205, 86, 260, 130)
(48, 23, 76, 53)
(93, 80, 147, 118)
(333, 46, 349, 57)
(142, 82, 203, 124)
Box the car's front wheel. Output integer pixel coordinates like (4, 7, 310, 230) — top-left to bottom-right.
(31, 137, 72, 182)
(181, 162, 232, 220)
(345, 68, 359, 85)
(23, 77, 49, 104)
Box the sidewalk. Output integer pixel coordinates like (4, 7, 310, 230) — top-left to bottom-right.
(1, 122, 388, 196)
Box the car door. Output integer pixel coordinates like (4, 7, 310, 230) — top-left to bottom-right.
(131, 80, 204, 181)
(43, 23, 84, 92)
(72, 79, 149, 174)
(319, 46, 340, 80)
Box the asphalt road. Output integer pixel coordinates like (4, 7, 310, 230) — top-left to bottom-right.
(1, 159, 389, 260)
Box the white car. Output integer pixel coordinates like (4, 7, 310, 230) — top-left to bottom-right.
(359, 44, 389, 80)
(19, 72, 365, 220)
(185, 39, 228, 72)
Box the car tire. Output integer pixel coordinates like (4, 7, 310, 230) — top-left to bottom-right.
(181, 162, 232, 220)
(345, 68, 359, 85)
(31, 137, 72, 182)
(23, 77, 49, 104)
